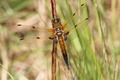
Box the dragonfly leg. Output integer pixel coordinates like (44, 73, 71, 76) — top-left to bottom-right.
(63, 31, 70, 41)
(64, 35, 67, 41)
(49, 37, 58, 43)
(63, 31, 69, 41)
(53, 38, 58, 43)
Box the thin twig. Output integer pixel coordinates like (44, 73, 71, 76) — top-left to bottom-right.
(50, 0, 58, 80)
(50, 0, 57, 19)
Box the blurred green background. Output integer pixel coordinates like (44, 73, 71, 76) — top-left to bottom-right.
(0, 0, 120, 80)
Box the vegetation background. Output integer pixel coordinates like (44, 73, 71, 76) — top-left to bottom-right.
(0, 0, 120, 80)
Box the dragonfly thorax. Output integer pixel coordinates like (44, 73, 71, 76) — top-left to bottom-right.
(56, 32, 62, 36)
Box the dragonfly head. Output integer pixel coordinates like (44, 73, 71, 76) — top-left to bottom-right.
(52, 18, 62, 28)
(52, 18, 60, 23)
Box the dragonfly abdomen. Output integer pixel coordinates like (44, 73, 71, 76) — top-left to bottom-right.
(58, 36, 69, 69)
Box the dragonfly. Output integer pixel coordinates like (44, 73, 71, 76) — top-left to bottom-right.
(17, 3, 88, 70)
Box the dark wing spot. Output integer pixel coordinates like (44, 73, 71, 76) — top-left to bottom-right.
(81, 4, 84, 6)
(85, 17, 89, 20)
(75, 25, 77, 27)
(36, 37, 40, 39)
(49, 37, 53, 39)
(20, 38, 24, 40)
(32, 26, 35, 28)
(17, 24, 22, 26)
(19, 34, 24, 40)
(73, 13, 75, 16)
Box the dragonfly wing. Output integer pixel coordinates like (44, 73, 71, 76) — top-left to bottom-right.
(17, 24, 55, 40)
(64, 17, 88, 36)
(62, 4, 87, 29)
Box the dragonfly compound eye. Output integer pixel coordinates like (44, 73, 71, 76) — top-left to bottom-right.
(52, 18, 60, 23)
(53, 38, 58, 43)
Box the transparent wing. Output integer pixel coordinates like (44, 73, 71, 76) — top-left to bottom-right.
(16, 24, 54, 40)
(62, 4, 87, 29)
(60, 3, 89, 39)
